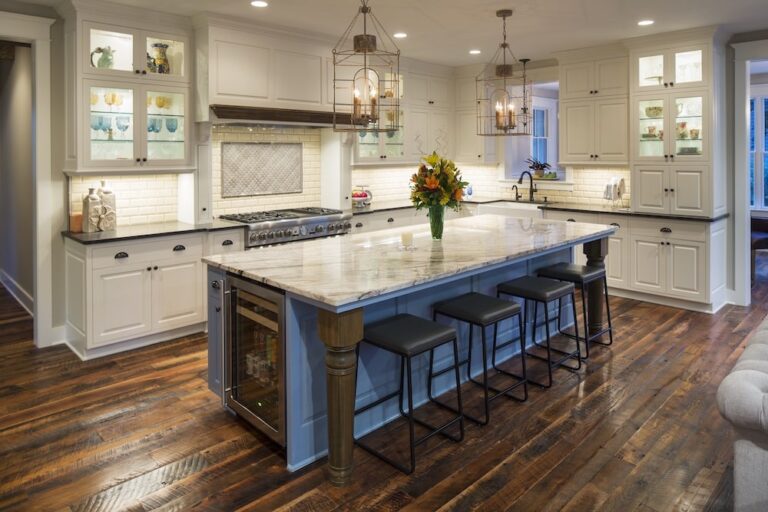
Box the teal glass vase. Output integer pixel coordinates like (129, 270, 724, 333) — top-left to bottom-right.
(428, 205, 445, 240)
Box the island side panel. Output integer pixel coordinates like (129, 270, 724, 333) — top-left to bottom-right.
(284, 247, 573, 475)
(584, 237, 609, 336)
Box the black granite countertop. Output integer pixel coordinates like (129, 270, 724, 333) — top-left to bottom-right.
(538, 203, 730, 223)
(352, 196, 507, 215)
(62, 219, 246, 245)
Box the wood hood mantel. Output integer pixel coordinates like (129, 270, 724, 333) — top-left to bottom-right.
(210, 105, 352, 127)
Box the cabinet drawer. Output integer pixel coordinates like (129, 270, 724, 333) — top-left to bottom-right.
(209, 229, 245, 255)
(598, 214, 629, 237)
(92, 234, 204, 269)
(544, 211, 600, 224)
(630, 217, 706, 242)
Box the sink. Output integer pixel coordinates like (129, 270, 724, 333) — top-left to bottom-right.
(477, 201, 545, 218)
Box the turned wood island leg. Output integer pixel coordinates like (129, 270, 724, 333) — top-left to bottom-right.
(317, 308, 364, 487)
(584, 237, 609, 337)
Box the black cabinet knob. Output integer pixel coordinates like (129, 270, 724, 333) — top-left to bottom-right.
(664, 82, 669, 87)
(215, 306, 221, 313)
(142, 157, 147, 162)
(669, 82, 674, 87)
(664, 188, 669, 192)
(146, 267, 151, 271)
(387, 218, 394, 223)
(355, 222, 363, 228)
(136, 158, 141, 163)
(670, 188, 675, 193)
(153, 266, 158, 270)
(211, 281, 220, 289)
(135, 70, 141, 74)
(141, 70, 147, 75)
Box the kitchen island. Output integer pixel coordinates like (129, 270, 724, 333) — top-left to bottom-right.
(204, 214, 615, 486)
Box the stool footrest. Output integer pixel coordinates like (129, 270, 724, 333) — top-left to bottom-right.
(526, 349, 581, 372)
(354, 389, 400, 416)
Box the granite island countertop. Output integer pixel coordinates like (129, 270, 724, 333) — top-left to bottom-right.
(63, 219, 245, 245)
(538, 202, 730, 222)
(351, 196, 509, 215)
(204, 214, 615, 310)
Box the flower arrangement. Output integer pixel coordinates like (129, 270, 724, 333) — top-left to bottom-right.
(410, 152, 469, 211)
(410, 152, 469, 239)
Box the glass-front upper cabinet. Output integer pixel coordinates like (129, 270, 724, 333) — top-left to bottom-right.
(146, 89, 186, 163)
(633, 45, 707, 92)
(354, 110, 405, 163)
(672, 93, 707, 161)
(635, 96, 666, 160)
(84, 22, 189, 83)
(633, 92, 708, 163)
(87, 82, 137, 168)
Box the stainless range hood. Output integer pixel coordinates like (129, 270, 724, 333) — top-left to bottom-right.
(211, 105, 352, 128)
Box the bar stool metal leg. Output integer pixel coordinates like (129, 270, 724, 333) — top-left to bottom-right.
(590, 275, 614, 347)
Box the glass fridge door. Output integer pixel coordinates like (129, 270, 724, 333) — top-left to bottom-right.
(226, 277, 285, 446)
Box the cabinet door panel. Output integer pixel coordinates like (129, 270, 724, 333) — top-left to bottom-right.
(673, 46, 707, 89)
(634, 51, 665, 92)
(595, 57, 628, 97)
(606, 235, 629, 289)
(670, 167, 708, 216)
(214, 41, 270, 100)
(152, 259, 204, 332)
(559, 101, 594, 163)
(456, 77, 477, 108)
(407, 110, 429, 158)
(633, 167, 668, 213)
(428, 111, 451, 157)
(630, 237, 665, 293)
(408, 74, 429, 105)
(667, 241, 706, 302)
(85, 81, 138, 169)
(560, 62, 593, 99)
(273, 50, 322, 105)
(595, 98, 628, 162)
(91, 265, 152, 347)
(428, 77, 450, 106)
(455, 110, 480, 162)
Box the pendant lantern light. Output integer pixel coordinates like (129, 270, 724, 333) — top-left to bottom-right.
(476, 9, 531, 137)
(332, 0, 401, 133)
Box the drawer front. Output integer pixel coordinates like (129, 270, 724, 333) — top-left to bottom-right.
(630, 217, 706, 242)
(92, 234, 204, 269)
(598, 214, 629, 237)
(209, 229, 245, 255)
(544, 210, 601, 225)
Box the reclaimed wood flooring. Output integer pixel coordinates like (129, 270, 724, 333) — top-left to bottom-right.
(2, 261, 768, 511)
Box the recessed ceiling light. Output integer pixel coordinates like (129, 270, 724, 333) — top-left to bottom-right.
(638, 19, 654, 26)
(469, 49, 482, 55)
(393, 32, 407, 39)
(250, 1, 269, 7)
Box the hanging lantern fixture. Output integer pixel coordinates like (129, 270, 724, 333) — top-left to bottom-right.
(476, 9, 531, 137)
(332, 0, 401, 133)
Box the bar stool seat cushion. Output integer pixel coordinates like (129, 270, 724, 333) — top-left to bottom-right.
(498, 276, 574, 303)
(537, 262, 606, 284)
(364, 314, 456, 356)
(433, 292, 522, 326)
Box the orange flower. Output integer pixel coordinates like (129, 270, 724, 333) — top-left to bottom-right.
(454, 188, 463, 201)
(424, 175, 440, 190)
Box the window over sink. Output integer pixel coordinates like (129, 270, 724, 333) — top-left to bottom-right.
(749, 85, 768, 209)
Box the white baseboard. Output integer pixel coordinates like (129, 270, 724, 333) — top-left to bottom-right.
(63, 323, 206, 361)
(0, 269, 34, 316)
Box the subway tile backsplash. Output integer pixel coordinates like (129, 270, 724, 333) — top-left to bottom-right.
(69, 174, 179, 226)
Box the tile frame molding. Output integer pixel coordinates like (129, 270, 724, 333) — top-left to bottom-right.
(0, 11, 60, 346)
(733, 38, 768, 307)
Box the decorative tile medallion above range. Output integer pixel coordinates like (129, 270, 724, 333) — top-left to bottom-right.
(221, 142, 303, 198)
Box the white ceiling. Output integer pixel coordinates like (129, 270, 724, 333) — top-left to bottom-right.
(22, 0, 768, 66)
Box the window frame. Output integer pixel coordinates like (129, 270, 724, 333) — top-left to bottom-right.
(750, 84, 768, 210)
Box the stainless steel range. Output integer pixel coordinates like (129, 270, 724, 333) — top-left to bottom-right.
(219, 207, 352, 248)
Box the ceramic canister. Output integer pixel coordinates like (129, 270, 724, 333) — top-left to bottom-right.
(97, 180, 117, 231)
(82, 188, 102, 233)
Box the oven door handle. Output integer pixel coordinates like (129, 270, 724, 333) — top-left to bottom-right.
(223, 285, 235, 407)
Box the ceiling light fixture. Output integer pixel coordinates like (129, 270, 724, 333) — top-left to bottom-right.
(638, 19, 654, 26)
(332, 0, 401, 133)
(469, 49, 482, 55)
(476, 9, 531, 137)
(250, 1, 269, 7)
(393, 32, 407, 39)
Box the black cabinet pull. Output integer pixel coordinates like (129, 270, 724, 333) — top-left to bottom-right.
(221, 240, 234, 246)
(660, 227, 672, 233)
(355, 222, 363, 228)
(610, 223, 620, 228)
(387, 218, 394, 223)
(567, 218, 576, 222)
(114, 252, 129, 259)
(173, 244, 186, 251)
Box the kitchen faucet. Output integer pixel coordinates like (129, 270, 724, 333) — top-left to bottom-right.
(510, 185, 522, 202)
(518, 171, 537, 202)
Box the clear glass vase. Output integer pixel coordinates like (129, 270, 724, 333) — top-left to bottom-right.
(428, 205, 445, 240)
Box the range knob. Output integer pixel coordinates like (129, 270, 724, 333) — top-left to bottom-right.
(328, 224, 336, 231)
(299, 226, 308, 236)
(258, 232, 267, 241)
(267, 232, 275, 239)
(292, 228, 300, 236)
(249, 232, 259, 244)
(344, 222, 352, 229)
(315, 225, 324, 233)
(336, 223, 344, 231)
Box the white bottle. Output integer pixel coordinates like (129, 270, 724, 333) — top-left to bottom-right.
(97, 180, 117, 231)
(82, 188, 102, 233)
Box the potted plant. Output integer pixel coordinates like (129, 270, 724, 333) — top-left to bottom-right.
(410, 152, 469, 240)
(525, 157, 551, 178)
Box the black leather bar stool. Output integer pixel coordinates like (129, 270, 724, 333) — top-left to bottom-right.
(537, 262, 614, 359)
(497, 276, 580, 388)
(353, 314, 464, 475)
(432, 292, 527, 426)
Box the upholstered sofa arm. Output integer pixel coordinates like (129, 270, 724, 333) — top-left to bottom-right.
(717, 370, 768, 435)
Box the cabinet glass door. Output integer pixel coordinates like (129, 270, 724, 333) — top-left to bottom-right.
(89, 85, 135, 164)
(356, 130, 380, 160)
(637, 98, 665, 159)
(145, 36, 186, 79)
(674, 49, 703, 86)
(674, 96, 704, 159)
(146, 90, 185, 162)
(638, 54, 664, 89)
(88, 27, 134, 74)
(382, 110, 405, 159)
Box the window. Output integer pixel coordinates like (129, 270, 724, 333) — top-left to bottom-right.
(502, 95, 561, 180)
(750, 91, 768, 209)
(532, 108, 548, 163)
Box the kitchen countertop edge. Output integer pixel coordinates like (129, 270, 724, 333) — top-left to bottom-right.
(62, 220, 246, 245)
(537, 203, 730, 223)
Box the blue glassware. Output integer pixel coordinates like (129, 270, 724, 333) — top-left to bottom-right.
(99, 116, 111, 133)
(115, 116, 130, 133)
(90, 116, 100, 132)
(165, 117, 178, 133)
(148, 118, 160, 133)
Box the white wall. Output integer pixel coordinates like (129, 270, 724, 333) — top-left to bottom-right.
(0, 45, 34, 306)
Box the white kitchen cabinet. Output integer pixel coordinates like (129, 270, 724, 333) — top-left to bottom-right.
(632, 165, 709, 217)
(407, 109, 452, 159)
(353, 110, 406, 163)
(84, 21, 191, 84)
(560, 57, 628, 100)
(64, 233, 206, 358)
(455, 76, 478, 109)
(632, 44, 707, 93)
(454, 109, 497, 164)
(91, 264, 153, 346)
(82, 80, 192, 171)
(630, 236, 666, 294)
(559, 98, 628, 165)
(667, 240, 706, 302)
(409, 73, 451, 108)
(599, 214, 630, 290)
